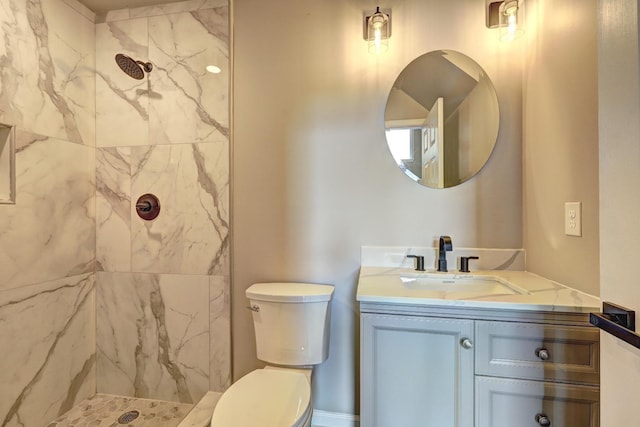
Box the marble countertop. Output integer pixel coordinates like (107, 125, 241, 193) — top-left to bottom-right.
(357, 267, 601, 313)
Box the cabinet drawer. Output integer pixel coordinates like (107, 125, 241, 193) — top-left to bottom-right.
(475, 321, 599, 385)
(476, 376, 599, 427)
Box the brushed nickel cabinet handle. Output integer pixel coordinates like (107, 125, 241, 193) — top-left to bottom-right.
(535, 348, 550, 361)
(535, 413, 551, 426)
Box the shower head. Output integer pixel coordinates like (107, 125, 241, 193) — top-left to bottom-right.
(115, 53, 153, 80)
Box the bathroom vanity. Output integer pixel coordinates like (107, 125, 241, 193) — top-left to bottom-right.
(357, 267, 601, 427)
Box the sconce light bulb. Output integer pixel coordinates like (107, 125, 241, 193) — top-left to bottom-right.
(374, 27, 382, 53)
(507, 12, 517, 36)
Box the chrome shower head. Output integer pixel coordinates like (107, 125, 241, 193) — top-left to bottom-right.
(115, 53, 153, 80)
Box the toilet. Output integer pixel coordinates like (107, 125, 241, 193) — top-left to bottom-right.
(211, 282, 334, 427)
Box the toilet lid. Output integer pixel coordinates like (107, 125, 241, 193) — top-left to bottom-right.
(211, 369, 311, 427)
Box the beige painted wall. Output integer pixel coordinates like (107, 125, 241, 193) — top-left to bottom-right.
(523, 0, 599, 295)
(598, 0, 640, 423)
(233, 0, 523, 414)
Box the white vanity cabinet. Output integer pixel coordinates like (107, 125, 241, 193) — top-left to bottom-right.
(360, 310, 600, 427)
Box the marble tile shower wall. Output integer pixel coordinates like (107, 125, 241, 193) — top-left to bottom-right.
(94, 0, 231, 406)
(0, 0, 230, 424)
(0, 0, 97, 425)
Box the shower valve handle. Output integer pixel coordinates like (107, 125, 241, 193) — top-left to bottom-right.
(136, 201, 152, 212)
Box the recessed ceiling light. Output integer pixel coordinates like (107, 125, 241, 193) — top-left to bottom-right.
(206, 65, 221, 74)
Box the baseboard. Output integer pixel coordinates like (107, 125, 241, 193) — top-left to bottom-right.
(312, 410, 360, 427)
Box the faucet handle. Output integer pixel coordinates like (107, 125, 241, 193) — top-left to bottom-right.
(459, 256, 479, 273)
(406, 255, 425, 271)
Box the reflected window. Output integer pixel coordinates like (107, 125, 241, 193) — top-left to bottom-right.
(385, 128, 413, 165)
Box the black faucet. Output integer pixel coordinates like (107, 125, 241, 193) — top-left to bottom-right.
(438, 236, 453, 272)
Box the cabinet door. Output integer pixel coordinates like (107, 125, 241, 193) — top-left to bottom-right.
(360, 314, 474, 427)
(476, 376, 599, 427)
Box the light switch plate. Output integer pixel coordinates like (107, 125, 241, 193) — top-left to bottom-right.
(565, 202, 582, 237)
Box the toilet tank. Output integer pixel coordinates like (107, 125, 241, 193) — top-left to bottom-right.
(246, 282, 334, 366)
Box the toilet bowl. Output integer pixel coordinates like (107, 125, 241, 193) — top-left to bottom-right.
(210, 367, 312, 427)
(210, 282, 334, 427)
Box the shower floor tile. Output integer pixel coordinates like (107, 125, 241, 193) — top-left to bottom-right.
(46, 394, 194, 427)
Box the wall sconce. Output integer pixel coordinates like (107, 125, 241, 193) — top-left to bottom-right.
(486, 0, 525, 42)
(363, 7, 391, 54)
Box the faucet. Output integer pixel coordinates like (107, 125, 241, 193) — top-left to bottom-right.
(438, 236, 452, 272)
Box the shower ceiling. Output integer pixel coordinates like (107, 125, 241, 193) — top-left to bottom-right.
(77, 0, 191, 13)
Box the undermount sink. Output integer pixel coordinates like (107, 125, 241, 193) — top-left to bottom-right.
(400, 273, 529, 296)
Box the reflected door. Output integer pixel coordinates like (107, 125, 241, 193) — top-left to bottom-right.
(422, 97, 444, 188)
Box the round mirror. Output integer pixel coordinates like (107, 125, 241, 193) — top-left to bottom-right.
(385, 50, 499, 188)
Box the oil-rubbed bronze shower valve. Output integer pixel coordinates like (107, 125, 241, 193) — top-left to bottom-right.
(135, 193, 160, 220)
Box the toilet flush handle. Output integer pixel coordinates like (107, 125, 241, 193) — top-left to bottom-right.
(246, 304, 260, 312)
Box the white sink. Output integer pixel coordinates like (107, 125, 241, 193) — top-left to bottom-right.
(400, 273, 529, 296)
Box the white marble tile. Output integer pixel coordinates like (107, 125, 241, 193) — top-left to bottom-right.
(39, 0, 96, 146)
(96, 8, 131, 23)
(96, 147, 132, 272)
(148, 7, 229, 145)
(209, 276, 231, 392)
(0, 0, 95, 146)
(95, 6, 229, 148)
(61, 0, 96, 22)
(0, 130, 95, 291)
(178, 391, 222, 427)
(131, 143, 229, 275)
(95, 18, 150, 148)
(97, 272, 210, 404)
(131, 0, 227, 19)
(0, 273, 96, 427)
(361, 246, 525, 271)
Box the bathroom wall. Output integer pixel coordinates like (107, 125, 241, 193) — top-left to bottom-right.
(598, 0, 640, 423)
(94, 0, 231, 404)
(0, 0, 97, 425)
(233, 0, 523, 415)
(522, 0, 599, 296)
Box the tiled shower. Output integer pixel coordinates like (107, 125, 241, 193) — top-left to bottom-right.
(0, 0, 231, 425)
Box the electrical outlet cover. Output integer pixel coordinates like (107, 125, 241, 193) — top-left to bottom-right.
(565, 202, 582, 237)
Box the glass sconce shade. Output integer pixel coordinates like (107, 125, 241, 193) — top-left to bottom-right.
(365, 7, 390, 54)
(498, 0, 525, 41)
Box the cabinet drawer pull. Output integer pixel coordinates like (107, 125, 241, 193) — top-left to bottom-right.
(461, 338, 473, 349)
(535, 413, 551, 426)
(535, 348, 550, 360)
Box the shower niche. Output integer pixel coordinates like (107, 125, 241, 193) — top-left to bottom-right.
(0, 123, 15, 204)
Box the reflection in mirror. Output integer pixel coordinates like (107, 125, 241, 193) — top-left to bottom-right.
(0, 123, 15, 204)
(385, 50, 499, 188)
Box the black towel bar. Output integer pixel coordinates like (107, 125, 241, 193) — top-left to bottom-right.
(590, 301, 640, 350)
